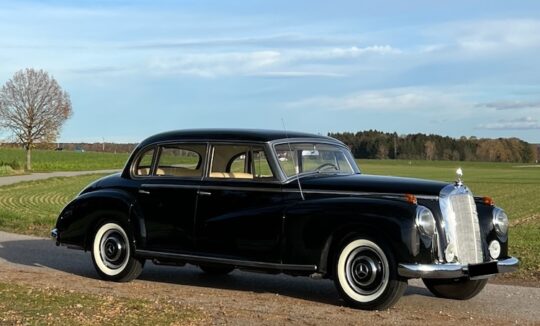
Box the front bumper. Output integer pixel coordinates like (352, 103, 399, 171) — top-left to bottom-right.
(398, 257, 519, 279)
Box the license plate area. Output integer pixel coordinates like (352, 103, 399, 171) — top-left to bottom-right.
(468, 261, 498, 278)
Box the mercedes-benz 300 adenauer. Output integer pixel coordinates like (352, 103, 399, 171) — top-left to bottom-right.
(52, 129, 518, 310)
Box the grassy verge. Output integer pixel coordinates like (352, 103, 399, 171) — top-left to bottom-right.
(0, 148, 128, 172)
(0, 282, 202, 325)
(0, 174, 106, 237)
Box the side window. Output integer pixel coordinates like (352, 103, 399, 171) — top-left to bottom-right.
(253, 149, 274, 179)
(209, 144, 275, 180)
(135, 148, 155, 176)
(156, 144, 206, 177)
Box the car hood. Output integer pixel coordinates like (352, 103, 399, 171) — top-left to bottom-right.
(295, 173, 450, 197)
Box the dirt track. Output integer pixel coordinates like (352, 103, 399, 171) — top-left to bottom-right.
(0, 231, 539, 325)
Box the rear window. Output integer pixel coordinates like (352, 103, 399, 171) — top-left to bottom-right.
(134, 148, 155, 176)
(156, 144, 206, 177)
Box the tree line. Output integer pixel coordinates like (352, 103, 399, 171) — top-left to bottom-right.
(329, 130, 539, 163)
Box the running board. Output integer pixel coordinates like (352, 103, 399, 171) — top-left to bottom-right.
(135, 249, 317, 272)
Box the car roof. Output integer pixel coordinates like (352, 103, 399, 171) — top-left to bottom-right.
(138, 129, 337, 146)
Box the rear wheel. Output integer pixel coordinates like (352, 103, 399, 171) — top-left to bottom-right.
(333, 237, 407, 310)
(422, 278, 488, 300)
(91, 222, 144, 282)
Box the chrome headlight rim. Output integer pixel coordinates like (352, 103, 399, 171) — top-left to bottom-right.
(416, 206, 436, 238)
(492, 207, 509, 238)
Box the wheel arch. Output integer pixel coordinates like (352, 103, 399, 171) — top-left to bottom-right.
(320, 225, 396, 278)
(57, 189, 146, 251)
(282, 197, 419, 275)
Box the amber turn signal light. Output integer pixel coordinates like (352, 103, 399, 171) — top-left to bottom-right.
(483, 196, 495, 206)
(405, 193, 417, 205)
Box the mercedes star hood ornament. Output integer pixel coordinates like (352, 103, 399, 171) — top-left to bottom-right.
(456, 167, 463, 186)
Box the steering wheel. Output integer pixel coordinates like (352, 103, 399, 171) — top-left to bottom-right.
(314, 163, 339, 172)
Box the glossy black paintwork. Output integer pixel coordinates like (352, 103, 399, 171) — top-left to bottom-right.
(54, 129, 510, 276)
(195, 179, 284, 262)
(298, 173, 448, 196)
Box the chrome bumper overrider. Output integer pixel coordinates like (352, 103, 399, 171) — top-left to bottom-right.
(51, 228, 58, 240)
(398, 257, 519, 279)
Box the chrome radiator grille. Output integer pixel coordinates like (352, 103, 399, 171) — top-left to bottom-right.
(439, 185, 483, 264)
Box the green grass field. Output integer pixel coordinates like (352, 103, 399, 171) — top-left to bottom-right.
(0, 174, 106, 236)
(0, 159, 538, 281)
(0, 148, 128, 173)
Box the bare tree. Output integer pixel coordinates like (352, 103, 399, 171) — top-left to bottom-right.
(0, 68, 72, 170)
(424, 140, 436, 160)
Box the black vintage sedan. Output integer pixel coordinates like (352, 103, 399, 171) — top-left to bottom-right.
(52, 129, 518, 310)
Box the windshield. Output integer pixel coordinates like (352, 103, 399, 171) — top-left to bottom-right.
(274, 142, 359, 178)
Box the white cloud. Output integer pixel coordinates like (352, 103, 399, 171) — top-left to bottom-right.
(477, 117, 540, 130)
(248, 71, 345, 78)
(286, 88, 469, 113)
(459, 20, 540, 51)
(290, 45, 401, 61)
(476, 100, 540, 110)
(148, 51, 281, 77)
(424, 19, 540, 54)
(146, 45, 400, 78)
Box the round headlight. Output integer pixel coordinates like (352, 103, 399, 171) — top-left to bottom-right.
(416, 206, 436, 237)
(493, 208, 509, 237)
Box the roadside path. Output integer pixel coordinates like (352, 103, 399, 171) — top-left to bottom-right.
(0, 169, 119, 187)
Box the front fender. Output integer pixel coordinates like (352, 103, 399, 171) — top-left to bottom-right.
(55, 189, 145, 250)
(282, 197, 425, 272)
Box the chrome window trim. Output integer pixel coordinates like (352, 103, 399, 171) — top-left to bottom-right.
(204, 142, 279, 182)
(270, 138, 360, 181)
(130, 141, 209, 181)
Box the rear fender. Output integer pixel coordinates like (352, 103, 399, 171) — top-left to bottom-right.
(56, 189, 145, 250)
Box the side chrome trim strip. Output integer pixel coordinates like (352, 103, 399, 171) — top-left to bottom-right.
(135, 250, 318, 272)
(141, 184, 199, 190)
(286, 188, 439, 200)
(397, 257, 519, 279)
(140, 183, 440, 200)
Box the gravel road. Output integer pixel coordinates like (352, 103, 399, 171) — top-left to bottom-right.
(0, 231, 538, 325)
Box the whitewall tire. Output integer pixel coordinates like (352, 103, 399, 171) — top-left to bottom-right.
(91, 222, 143, 282)
(334, 237, 407, 310)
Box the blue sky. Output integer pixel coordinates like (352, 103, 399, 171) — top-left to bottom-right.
(1, 0, 540, 143)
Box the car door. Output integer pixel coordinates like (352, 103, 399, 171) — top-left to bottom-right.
(135, 142, 207, 252)
(194, 143, 284, 263)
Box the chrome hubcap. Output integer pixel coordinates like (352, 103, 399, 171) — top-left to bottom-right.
(100, 230, 128, 269)
(346, 247, 385, 295)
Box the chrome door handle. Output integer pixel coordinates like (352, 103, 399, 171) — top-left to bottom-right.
(138, 189, 151, 195)
(198, 190, 212, 196)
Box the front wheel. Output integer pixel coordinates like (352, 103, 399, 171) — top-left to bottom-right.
(91, 222, 144, 282)
(334, 237, 407, 310)
(422, 278, 488, 300)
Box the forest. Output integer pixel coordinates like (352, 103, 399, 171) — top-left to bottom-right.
(329, 130, 539, 163)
